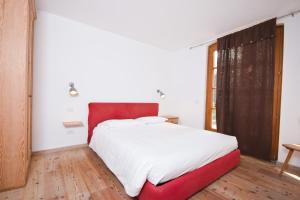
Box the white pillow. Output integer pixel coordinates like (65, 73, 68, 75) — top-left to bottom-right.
(98, 119, 141, 128)
(136, 116, 167, 124)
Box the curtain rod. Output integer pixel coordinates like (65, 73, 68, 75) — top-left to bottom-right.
(189, 9, 300, 50)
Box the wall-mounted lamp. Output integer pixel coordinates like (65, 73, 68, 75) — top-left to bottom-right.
(69, 82, 79, 96)
(157, 89, 166, 99)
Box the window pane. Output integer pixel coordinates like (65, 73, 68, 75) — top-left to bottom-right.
(213, 69, 217, 88)
(212, 88, 216, 108)
(212, 108, 217, 129)
(213, 50, 218, 68)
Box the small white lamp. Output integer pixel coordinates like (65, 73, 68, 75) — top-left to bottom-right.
(157, 89, 166, 99)
(69, 82, 79, 96)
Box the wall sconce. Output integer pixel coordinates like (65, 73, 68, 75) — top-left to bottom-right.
(69, 82, 79, 96)
(157, 89, 166, 99)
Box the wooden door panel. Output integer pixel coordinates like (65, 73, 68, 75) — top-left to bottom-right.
(0, 0, 35, 191)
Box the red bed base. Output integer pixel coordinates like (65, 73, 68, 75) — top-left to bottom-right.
(139, 149, 240, 200)
(88, 103, 240, 200)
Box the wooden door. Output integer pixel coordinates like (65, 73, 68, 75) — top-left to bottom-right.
(0, 0, 36, 191)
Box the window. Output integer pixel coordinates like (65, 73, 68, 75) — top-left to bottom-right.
(205, 43, 217, 131)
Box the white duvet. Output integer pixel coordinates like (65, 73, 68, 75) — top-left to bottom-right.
(89, 122, 238, 197)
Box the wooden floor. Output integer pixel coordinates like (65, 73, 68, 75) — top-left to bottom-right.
(1, 147, 300, 200)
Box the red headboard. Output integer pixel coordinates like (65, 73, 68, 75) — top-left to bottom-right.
(88, 102, 159, 143)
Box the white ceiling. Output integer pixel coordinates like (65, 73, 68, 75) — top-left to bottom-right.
(37, 0, 300, 50)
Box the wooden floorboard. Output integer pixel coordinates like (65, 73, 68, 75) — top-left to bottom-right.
(0, 147, 299, 200)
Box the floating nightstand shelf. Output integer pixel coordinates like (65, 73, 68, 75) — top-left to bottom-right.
(161, 115, 179, 124)
(63, 121, 84, 128)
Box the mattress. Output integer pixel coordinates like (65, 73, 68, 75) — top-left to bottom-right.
(89, 122, 238, 197)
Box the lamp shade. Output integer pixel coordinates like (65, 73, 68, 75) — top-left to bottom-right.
(69, 82, 79, 96)
(157, 89, 166, 99)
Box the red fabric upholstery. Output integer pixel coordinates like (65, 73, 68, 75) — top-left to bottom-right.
(88, 102, 159, 143)
(87, 102, 240, 200)
(138, 149, 240, 200)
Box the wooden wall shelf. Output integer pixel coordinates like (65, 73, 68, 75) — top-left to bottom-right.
(161, 115, 179, 124)
(63, 121, 84, 128)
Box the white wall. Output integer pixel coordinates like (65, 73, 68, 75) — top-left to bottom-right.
(165, 16, 300, 166)
(33, 11, 170, 151)
(163, 47, 208, 128)
(34, 11, 300, 167)
(277, 15, 300, 166)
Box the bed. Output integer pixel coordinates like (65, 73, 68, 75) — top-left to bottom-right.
(88, 102, 240, 200)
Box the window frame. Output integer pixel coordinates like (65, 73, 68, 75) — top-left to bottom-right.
(271, 25, 284, 161)
(205, 43, 217, 131)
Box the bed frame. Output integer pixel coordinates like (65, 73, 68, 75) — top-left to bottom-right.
(88, 102, 240, 200)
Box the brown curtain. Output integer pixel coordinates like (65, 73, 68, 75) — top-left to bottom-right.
(216, 19, 276, 161)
